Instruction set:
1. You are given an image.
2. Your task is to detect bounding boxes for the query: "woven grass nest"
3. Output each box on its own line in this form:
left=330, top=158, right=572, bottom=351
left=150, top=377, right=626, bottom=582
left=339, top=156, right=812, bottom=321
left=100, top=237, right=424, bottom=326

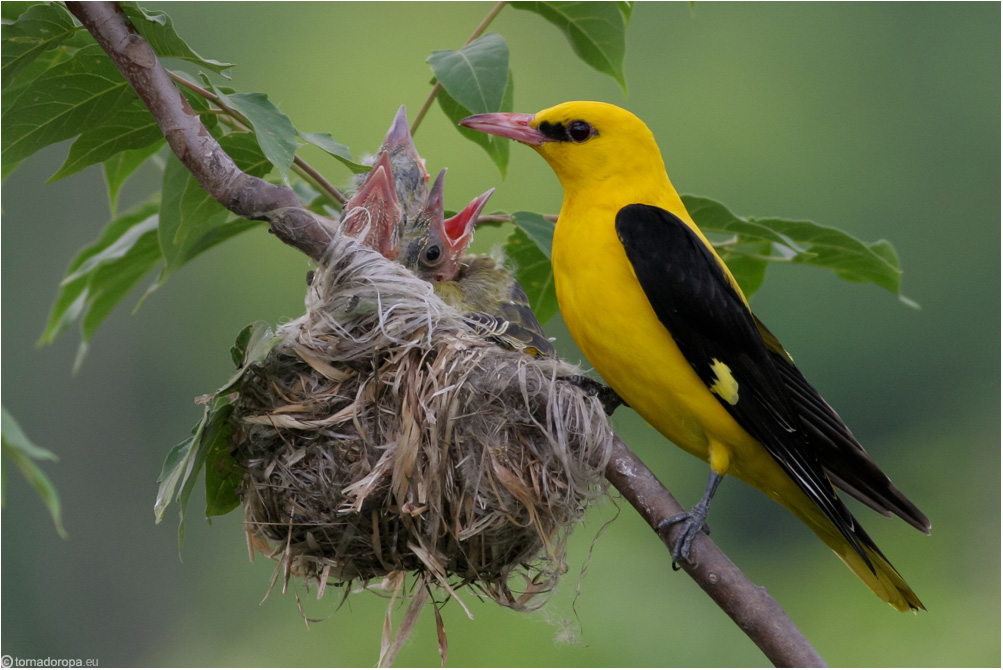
left=230, top=235, right=613, bottom=638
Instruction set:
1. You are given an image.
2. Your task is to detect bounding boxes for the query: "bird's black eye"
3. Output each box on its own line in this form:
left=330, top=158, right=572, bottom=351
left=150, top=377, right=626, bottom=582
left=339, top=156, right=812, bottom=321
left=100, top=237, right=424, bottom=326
left=424, top=244, right=441, bottom=264
left=567, top=120, right=593, bottom=142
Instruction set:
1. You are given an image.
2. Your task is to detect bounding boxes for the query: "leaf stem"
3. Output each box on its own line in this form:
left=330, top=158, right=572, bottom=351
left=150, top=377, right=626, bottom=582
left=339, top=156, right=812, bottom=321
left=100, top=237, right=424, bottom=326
left=410, top=1, right=507, bottom=136
left=476, top=213, right=558, bottom=225
left=168, top=73, right=346, bottom=206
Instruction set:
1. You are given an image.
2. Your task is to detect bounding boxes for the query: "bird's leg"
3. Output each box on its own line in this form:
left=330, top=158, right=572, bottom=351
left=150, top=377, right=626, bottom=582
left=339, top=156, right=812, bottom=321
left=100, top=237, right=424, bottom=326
left=559, top=374, right=627, bottom=415
left=659, top=470, right=724, bottom=567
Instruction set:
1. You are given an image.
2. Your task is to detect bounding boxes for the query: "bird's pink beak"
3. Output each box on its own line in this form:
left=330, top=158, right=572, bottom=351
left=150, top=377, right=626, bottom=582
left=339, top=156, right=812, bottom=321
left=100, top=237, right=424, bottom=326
left=459, top=113, right=546, bottom=146
left=342, top=151, right=401, bottom=260
left=444, top=188, right=494, bottom=248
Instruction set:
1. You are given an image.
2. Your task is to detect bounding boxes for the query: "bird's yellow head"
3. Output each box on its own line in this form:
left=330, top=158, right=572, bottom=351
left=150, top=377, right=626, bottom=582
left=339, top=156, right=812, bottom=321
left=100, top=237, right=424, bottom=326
left=460, top=101, right=671, bottom=200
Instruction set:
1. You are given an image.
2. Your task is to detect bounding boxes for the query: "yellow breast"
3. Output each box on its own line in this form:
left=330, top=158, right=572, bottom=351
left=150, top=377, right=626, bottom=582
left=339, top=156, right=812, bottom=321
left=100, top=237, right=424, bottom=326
left=551, top=196, right=753, bottom=464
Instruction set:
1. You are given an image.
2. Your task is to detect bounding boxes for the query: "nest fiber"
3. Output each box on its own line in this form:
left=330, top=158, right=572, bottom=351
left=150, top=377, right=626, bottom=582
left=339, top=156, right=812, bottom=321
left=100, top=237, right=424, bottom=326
left=232, top=236, right=612, bottom=610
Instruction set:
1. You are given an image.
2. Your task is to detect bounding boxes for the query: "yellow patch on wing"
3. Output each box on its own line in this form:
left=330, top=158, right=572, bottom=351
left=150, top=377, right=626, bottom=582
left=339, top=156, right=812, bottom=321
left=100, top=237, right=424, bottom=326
left=709, top=358, right=739, bottom=405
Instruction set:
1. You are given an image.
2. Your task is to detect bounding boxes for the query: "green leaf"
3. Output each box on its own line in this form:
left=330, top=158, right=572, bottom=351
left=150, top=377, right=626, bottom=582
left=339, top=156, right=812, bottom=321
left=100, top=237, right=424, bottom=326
left=428, top=33, right=509, bottom=115
left=1, top=407, right=57, bottom=462
left=1, top=44, right=74, bottom=180
left=510, top=2, right=628, bottom=92
left=159, top=132, right=271, bottom=277
left=2, top=45, right=73, bottom=118
left=684, top=195, right=811, bottom=255
left=155, top=408, right=208, bottom=548
left=219, top=321, right=280, bottom=396
left=171, top=402, right=211, bottom=547
left=119, top=3, right=233, bottom=77
left=103, top=140, right=165, bottom=216
left=210, top=87, right=297, bottom=184
left=62, top=214, right=156, bottom=285
left=78, top=224, right=161, bottom=348
left=683, top=194, right=912, bottom=304
left=39, top=199, right=161, bottom=348
left=155, top=435, right=193, bottom=522
left=1, top=406, right=67, bottom=538
left=504, top=226, right=559, bottom=325
left=176, top=398, right=229, bottom=534
left=48, top=99, right=164, bottom=183
left=617, top=1, right=635, bottom=24
left=229, top=320, right=279, bottom=371
left=298, top=130, right=370, bottom=174
left=203, top=403, right=240, bottom=518
left=437, top=69, right=513, bottom=176
left=2, top=2, right=43, bottom=22
left=156, top=395, right=239, bottom=548
left=716, top=239, right=771, bottom=298
left=1, top=44, right=136, bottom=170
left=291, top=178, right=330, bottom=215
left=61, top=206, right=162, bottom=372
left=509, top=211, right=555, bottom=259
left=0, top=2, right=78, bottom=88
left=231, top=321, right=257, bottom=367
left=181, top=218, right=265, bottom=268
left=158, top=151, right=221, bottom=277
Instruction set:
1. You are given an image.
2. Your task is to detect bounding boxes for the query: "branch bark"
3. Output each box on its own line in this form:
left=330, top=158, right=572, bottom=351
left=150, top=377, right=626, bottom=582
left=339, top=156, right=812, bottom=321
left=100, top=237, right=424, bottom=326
left=65, top=2, right=827, bottom=667
left=605, top=435, right=826, bottom=667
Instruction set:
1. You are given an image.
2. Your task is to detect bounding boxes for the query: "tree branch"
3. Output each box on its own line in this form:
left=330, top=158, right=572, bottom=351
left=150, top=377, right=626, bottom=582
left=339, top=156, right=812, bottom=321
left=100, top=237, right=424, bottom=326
left=605, top=435, right=827, bottom=667
left=65, top=1, right=333, bottom=263
left=66, top=2, right=826, bottom=666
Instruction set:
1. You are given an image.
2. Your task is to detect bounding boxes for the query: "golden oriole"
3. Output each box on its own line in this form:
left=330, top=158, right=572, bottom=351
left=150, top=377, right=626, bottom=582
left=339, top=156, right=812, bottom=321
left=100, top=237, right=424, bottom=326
left=460, top=101, right=929, bottom=611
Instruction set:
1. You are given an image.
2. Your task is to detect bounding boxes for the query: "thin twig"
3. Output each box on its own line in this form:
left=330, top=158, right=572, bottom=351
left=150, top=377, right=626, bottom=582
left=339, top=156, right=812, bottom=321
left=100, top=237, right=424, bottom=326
left=476, top=213, right=558, bottom=226
left=410, top=1, right=507, bottom=136
left=168, top=72, right=346, bottom=206
left=293, top=156, right=346, bottom=206
left=411, top=82, right=443, bottom=138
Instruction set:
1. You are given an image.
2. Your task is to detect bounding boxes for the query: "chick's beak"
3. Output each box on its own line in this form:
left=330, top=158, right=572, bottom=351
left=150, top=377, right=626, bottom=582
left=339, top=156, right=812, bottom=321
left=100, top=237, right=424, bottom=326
left=459, top=113, right=546, bottom=146
left=383, top=105, right=413, bottom=152
left=444, top=188, right=494, bottom=246
left=352, top=151, right=396, bottom=206
left=422, top=168, right=447, bottom=228
left=343, top=151, right=401, bottom=259
left=381, top=105, right=429, bottom=179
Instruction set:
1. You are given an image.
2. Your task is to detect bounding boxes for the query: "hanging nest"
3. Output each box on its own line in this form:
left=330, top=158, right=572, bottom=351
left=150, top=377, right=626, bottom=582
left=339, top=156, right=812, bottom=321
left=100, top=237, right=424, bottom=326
left=231, top=235, right=613, bottom=617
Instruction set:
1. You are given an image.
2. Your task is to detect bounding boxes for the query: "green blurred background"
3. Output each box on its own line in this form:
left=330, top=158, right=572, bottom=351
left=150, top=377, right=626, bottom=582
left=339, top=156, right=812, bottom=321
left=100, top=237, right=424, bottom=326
left=2, top=2, right=999, bottom=666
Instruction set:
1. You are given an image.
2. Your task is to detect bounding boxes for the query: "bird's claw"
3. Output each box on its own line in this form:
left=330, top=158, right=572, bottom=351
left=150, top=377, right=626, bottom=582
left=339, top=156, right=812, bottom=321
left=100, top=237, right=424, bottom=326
left=658, top=510, right=711, bottom=567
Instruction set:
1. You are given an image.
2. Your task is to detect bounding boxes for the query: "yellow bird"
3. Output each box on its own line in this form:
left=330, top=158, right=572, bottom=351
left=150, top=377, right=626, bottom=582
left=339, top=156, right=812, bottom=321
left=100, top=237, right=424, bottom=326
left=460, top=101, right=929, bottom=612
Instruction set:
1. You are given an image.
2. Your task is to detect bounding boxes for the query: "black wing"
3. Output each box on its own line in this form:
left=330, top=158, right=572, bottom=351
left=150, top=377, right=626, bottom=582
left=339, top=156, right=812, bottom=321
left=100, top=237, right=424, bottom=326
left=755, top=316, right=929, bottom=532
left=616, top=203, right=884, bottom=565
